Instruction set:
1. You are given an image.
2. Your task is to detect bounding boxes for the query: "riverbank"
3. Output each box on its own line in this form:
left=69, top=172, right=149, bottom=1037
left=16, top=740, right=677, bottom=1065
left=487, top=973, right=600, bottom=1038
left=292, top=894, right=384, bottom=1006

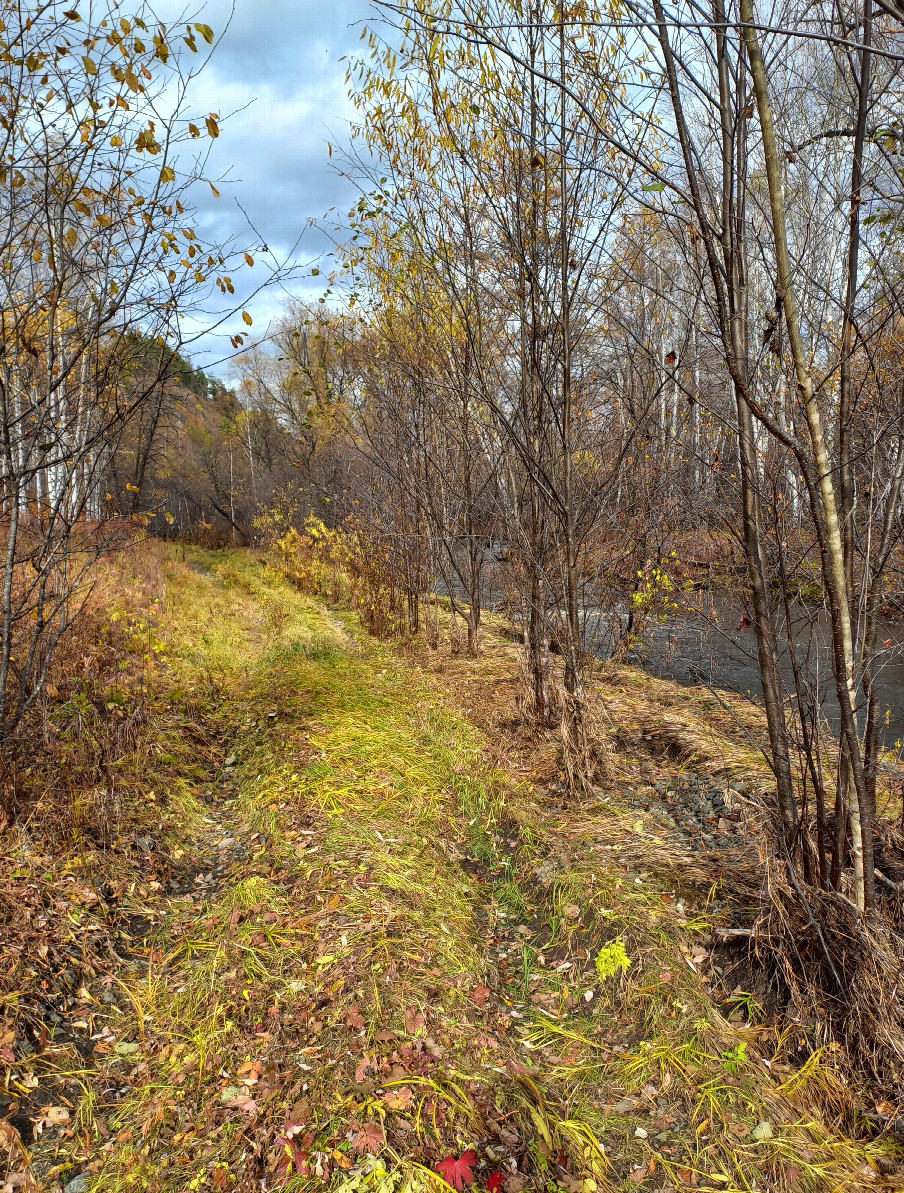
left=1, top=547, right=897, bottom=1193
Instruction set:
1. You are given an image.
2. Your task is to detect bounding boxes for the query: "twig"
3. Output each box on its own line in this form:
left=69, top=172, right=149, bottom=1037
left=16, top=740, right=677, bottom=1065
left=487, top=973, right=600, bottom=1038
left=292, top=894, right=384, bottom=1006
left=784, top=856, right=847, bottom=997
left=875, top=868, right=904, bottom=893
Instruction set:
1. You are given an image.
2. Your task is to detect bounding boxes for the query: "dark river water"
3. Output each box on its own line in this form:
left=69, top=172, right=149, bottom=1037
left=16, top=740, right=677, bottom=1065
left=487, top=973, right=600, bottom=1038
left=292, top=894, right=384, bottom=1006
left=636, top=600, right=904, bottom=750
left=438, top=546, right=904, bottom=748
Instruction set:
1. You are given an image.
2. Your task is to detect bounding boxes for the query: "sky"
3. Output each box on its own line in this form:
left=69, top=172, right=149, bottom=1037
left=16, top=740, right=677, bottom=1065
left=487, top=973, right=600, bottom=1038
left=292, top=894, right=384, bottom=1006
left=158, top=0, right=372, bottom=376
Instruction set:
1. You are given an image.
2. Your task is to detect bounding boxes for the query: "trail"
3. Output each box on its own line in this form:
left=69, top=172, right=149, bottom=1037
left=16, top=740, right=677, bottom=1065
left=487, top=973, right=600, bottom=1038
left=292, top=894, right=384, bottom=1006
left=12, top=550, right=896, bottom=1193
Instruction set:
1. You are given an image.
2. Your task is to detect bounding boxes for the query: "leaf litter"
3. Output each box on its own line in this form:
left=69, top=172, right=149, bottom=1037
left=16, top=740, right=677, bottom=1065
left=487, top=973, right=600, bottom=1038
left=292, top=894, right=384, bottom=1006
left=1, top=548, right=900, bottom=1193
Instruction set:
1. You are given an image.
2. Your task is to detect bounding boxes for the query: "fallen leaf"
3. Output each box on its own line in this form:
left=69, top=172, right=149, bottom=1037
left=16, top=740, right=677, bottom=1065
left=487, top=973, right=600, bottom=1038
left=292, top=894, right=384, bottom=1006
left=404, top=1007, right=426, bottom=1035
left=629, top=1166, right=648, bottom=1184
left=287, top=1098, right=310, bottom=1126
left=471, top=984, right=491, bottom=1007
left=436, top=1150, right=478, bottom=1190
left=275, top=1135, right=310, bottom=1178
left=472, top=1032, right=499, bottom=1049
left=226, top=1094, right=257, bottom=1114
left=557, top=1173, right=582, bottom=1193
left=487, top=1174, right=506, bottom=1193
left=383, top=1086, right=413, bottom=1111
left=564, top=904, right=581, bottom=918
left=352, top=1123, right=385, bottom=1155
left=354, top=1056, right=374, bottom=1083
left=345, top=1005, right=365, bottom=1029
left=46, top=1106, right=71, bottom=1125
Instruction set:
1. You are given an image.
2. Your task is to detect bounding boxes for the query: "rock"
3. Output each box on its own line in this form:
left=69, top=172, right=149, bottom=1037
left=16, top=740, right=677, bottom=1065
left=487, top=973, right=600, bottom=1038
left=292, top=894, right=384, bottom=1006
left=64, top=1175, right=93, bottom=1193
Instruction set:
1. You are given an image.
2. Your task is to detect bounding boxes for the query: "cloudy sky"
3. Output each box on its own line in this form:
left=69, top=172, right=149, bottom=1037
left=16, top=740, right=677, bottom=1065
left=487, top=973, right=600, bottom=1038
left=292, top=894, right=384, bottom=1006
left=160, top=0, right=372, bottom=375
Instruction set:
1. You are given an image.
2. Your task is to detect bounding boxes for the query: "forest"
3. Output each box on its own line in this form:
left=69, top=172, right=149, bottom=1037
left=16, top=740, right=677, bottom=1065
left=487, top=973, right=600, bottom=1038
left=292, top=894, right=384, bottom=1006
left=3, top=0, right=904, bottom=1190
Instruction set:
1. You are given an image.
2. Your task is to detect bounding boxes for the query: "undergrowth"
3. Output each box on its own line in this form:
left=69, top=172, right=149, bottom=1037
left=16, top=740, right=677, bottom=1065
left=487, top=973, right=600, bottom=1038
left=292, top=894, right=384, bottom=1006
left=1, top=547, right=898, bottom=1193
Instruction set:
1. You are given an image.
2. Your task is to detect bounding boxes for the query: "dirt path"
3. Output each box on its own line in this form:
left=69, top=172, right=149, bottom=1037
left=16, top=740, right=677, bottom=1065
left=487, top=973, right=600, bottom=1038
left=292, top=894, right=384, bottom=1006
left=6, top=551, right=897, bottom=1193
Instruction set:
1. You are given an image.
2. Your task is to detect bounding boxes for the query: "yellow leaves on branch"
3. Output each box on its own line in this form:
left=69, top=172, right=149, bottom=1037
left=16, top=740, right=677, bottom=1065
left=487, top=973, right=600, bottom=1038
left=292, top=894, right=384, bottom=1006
left=135, top=127, right=161, bottom=154
left=205, top=114, right=219, bottom=139
left=241, top=311, right=253, bottom=326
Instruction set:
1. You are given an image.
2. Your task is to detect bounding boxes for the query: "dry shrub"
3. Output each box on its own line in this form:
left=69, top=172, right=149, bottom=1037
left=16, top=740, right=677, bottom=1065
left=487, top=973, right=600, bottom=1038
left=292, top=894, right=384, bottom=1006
left=0, top=536, right=172, bottom=839
left=559, top=687, right=610, bottom=792
left=757, top=848, right=904, bottom=1122
left=267, top=514, right=432, bottom=642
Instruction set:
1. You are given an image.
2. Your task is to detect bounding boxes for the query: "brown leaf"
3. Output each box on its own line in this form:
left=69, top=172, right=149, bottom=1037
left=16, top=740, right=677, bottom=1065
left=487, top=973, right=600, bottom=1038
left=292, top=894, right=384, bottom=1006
left=354, top=1056, right=374, bottom=1083
left=225, top=1094, right=257, bottom=1115
left=472, top=1032, right=499, bottom=1049
left=404, top=1007, right=425, bottom=1035
left=345, top=1005, right=365, bottom=1029
left=383, top=1085, right=413, bottom=1111
left=287, top=1098, right=310, bottom=1126
left=471, top=984, right=491, bottom=1007
left=629, top=1166, right=648, bottom=1184
left=351, top=1123, right=385, bottom=1155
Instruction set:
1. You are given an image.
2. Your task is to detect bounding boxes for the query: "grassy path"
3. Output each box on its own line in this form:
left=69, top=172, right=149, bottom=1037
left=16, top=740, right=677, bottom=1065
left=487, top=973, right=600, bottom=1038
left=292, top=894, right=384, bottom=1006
left=20, top=550, right=897, bottom=1193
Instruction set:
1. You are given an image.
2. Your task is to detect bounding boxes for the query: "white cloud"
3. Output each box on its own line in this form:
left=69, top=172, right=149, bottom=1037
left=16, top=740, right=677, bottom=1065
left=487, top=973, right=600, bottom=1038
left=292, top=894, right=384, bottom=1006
left=152, top=0, right=371, bottom=372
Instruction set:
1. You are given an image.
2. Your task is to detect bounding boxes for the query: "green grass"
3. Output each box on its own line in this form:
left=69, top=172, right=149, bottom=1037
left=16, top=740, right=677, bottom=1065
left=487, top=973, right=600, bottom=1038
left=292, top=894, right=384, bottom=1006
left=30, top=547, right=902, bottom=1193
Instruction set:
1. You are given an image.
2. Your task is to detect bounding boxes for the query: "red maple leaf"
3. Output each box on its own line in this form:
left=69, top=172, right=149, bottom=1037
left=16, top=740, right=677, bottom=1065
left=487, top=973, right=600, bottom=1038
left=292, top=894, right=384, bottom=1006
left=274, top=1136, right=310, bottom=1178
left=487, top=1173, right=505, bottom=1193
left=436, top=1150, right=478, bottom=1189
